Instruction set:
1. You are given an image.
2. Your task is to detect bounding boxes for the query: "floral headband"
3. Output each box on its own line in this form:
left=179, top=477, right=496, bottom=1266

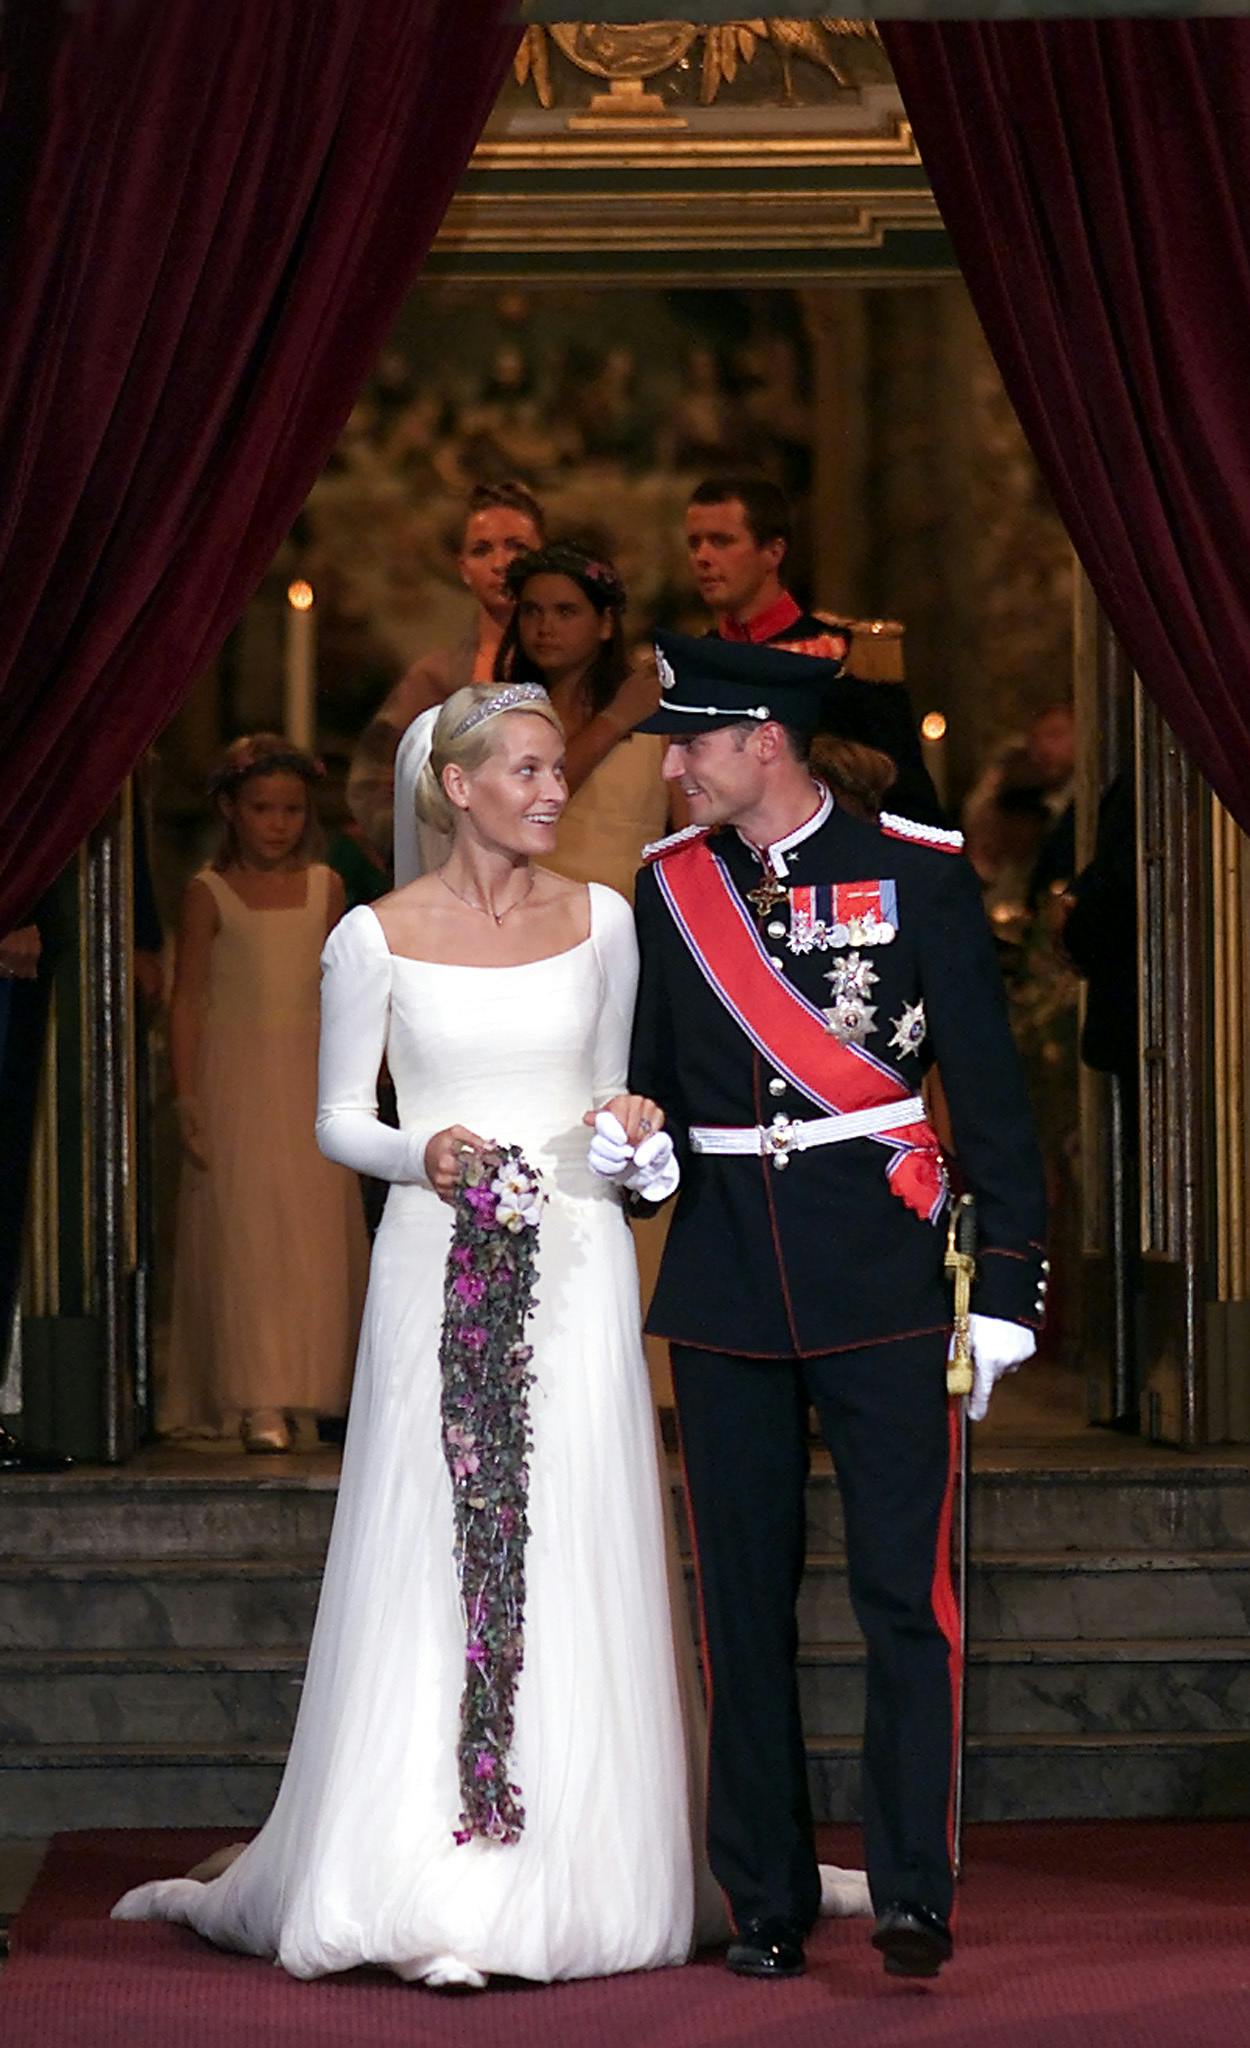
left=208, top=740, right=325, bottom=796
left=504, top=543, right=626, bottom=612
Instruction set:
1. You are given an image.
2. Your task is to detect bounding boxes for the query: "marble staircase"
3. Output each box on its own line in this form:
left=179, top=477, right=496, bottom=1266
left=2, top=1458, right=1250, bottom=1835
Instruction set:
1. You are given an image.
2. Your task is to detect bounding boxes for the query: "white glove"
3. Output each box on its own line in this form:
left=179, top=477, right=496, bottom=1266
left=587, top=1110, right=680, bottom=1204
left=956, top=1313, right=1037, bottom=1423
left=588, top=1109, right=635, bottom=1180
left=623, top=1128, right=680, bottom=1203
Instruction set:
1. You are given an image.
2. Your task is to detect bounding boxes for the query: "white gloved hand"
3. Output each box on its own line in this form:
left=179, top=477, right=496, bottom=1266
left=958, top=1313, right=1037, bottom=1422
left=588, top=1109, right=635, bottom=1180
left=622, top=1128, right=680, bottom=1203
left=587, top=1110, right=680, bottom=1203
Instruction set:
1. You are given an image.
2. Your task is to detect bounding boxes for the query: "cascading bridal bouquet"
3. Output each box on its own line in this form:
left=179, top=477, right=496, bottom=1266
left=440, top=1143, right=545, bottom=1846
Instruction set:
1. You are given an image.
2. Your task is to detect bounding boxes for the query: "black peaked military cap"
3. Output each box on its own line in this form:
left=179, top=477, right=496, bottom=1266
left=636, top=628, right=843, bottom=738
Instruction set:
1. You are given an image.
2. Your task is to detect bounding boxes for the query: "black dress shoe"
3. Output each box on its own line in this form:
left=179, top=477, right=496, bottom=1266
left=871, top=1900, right=953, bottom=1978
left=726, top=1916, right=806, bottom=1980
left=0, top=1427, right=73, bottom=1472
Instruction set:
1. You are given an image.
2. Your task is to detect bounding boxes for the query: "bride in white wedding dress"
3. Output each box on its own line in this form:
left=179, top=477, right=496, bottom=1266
left=114, top=681, right=865, bottom=1988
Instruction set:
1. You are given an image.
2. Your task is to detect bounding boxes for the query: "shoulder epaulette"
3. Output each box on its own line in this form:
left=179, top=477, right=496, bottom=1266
left=641, top=823, right=712, bottom=866
left=774, top=632, right=847, bottom=664
left=879, top=811, right=965, bottom=855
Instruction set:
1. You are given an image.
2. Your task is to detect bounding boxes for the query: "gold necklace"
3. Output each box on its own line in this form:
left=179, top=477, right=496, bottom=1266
left=436, top=868, right=535, bottom=927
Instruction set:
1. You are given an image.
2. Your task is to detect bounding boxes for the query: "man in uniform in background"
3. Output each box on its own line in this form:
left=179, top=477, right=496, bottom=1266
left=613, top=631, right=1046, bottom=1984
left=685, top=473, right=944, bottom=825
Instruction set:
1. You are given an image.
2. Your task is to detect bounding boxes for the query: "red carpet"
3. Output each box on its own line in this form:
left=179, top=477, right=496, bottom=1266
left=4, top=1823, right=1250, bottom=2046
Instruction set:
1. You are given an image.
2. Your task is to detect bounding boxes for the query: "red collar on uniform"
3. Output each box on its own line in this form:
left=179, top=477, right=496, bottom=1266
left=716, top=591, right=803, bottom=645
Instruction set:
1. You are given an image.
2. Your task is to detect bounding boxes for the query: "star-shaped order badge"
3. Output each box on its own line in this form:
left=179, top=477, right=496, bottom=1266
left=824, top=950, right=878, bottom=1005
left=888, top=999, right=927, bottom=1057
left=825, top=995, right=878, bottom=1046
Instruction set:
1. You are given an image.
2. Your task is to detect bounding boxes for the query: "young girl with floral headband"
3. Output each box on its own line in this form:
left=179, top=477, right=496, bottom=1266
left=161, top=734, right=367, bottom=1451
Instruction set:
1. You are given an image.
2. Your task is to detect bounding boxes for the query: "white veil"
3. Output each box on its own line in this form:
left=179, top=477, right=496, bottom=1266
left=392, top=706, right=452, bottom=886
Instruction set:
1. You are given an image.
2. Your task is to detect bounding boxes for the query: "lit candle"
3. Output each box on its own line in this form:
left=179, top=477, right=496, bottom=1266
left=284, top=580, right=316, bottom=749
left=920, top=710, right=948, bottom=808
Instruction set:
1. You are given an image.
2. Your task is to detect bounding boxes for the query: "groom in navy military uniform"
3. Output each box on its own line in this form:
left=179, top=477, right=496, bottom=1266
left=618, top=631, right=1046, bottom=1982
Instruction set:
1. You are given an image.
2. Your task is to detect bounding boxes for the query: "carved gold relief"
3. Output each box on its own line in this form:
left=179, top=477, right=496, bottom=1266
left=550, top=23, right=700, bottom=77
left=513, top=18, right=881, bottom=115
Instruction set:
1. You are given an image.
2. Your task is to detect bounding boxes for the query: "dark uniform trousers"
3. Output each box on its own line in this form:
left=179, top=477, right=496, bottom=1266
left=673, top=1328, right=958, bottom=1934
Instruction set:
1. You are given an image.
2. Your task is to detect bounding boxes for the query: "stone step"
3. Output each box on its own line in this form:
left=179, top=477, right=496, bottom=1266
left=796, top=1552, right=1250, bottom=1642
left=0, top=1745, right=285, bottom=1835
left=0, top=1477, right=340, bottom=1564
left=964, top=1468, right=1250, bottom=1556
left=6, top=1637, right=1247, bottom=1750
left=0, top=1561, right=323, bottom=1651
left=0, top=1650, right=307, bottom=1747
left=5, top=1463, right=1250, bottom=1564
left=5, top=1729, right=1250, bottom=1836
left=815, top=1731, right=1250, bottom=1823
left=797, top=1639, right=1250, bottom=1737
left=6, top=1547, right=1250, bottom=1653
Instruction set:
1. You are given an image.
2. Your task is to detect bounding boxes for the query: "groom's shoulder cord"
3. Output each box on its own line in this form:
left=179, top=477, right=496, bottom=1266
left=640, top=823, right=713, bottom=866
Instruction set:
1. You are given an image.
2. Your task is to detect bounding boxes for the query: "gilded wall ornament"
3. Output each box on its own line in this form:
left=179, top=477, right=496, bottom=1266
left=550, top=23, right=700, bottom=78
left=513, top=18, right=881, bottom=115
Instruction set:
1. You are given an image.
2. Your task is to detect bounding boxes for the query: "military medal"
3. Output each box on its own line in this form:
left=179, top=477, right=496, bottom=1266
left=824, top=951, right=878, bottom=1004
left=824, top=995, right=878, bottom=1046
left=889, top=1000, right=927, bottom=1057
left=788, top=880, right=898, bottom=955
left=746, top=867, right=789, bottom=918
left=823, top=950, right=879, bottom=1045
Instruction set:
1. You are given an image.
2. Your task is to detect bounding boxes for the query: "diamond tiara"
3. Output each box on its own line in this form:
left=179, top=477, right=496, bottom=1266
left=450, top=682, right=552, bottom=741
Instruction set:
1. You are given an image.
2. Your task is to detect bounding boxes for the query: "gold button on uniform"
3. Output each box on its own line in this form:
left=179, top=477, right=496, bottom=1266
left=768, top=1077, right=786, bottom=1097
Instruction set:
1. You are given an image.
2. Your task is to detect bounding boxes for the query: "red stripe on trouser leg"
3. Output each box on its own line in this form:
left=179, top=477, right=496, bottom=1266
left=672, top=1410, right=738, bottom=1939
left=929, top=1398, right=963, bottom=1922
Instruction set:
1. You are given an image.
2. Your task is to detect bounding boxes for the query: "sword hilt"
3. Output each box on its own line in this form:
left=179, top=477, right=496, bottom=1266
left=944, top=1193, right=976, bottom=1397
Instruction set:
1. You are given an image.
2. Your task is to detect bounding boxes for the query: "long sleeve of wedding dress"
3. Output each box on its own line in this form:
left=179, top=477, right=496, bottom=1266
left=587, top=882, right=640, bottom=1107
left=315, top=907, right=438, bottom=1185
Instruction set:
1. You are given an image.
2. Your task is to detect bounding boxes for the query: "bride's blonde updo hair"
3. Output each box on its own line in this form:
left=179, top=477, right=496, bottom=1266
left=414, top=682, right=565, bottom=835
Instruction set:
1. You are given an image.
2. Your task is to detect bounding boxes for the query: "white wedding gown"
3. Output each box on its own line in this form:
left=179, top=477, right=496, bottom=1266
left=117, top=885, right=722, bottom=1982
left=115, top=882, right=867, bottom=1983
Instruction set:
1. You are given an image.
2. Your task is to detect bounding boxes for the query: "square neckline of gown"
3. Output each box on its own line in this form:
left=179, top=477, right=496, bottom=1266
left=361, top=899, right=595, bottom=971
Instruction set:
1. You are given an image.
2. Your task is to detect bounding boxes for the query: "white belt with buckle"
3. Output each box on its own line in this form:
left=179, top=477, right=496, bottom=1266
left=689, top=1095, right=927, bottom=1170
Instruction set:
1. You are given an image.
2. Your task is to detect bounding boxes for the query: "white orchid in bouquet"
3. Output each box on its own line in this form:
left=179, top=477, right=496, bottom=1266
left=490, top=1162, right=543, bottom=1233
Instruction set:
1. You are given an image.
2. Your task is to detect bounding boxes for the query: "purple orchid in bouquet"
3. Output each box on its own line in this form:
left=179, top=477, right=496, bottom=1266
left=439, top=1142, right=545, bottom=1847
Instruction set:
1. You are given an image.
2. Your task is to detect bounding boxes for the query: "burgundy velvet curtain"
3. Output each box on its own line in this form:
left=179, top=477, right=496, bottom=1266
left=0, top=0, right=519, bottom=930
left=882, top=20, right=1250, bottom=833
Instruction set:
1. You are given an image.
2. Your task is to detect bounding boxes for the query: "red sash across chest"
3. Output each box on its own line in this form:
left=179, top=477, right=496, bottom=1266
left=654, top=837, right=947, bottom=1222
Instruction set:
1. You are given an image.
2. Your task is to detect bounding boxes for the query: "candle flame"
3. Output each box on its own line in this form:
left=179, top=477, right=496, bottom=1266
left=287, top=579, right=314, bottom=612
left=921, top=712, right=947, bottom=742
